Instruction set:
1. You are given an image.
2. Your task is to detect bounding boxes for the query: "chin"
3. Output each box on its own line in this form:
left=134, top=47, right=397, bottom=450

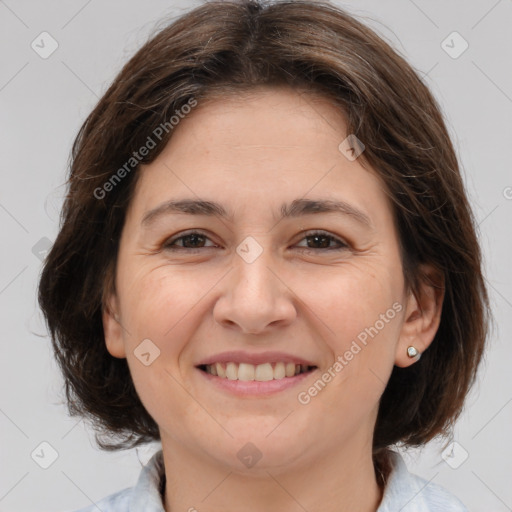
left=209, top=420, right=311, bottom=471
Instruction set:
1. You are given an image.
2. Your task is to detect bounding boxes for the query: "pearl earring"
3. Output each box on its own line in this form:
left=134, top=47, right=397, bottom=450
left=407, top=346, right=420, bottom=358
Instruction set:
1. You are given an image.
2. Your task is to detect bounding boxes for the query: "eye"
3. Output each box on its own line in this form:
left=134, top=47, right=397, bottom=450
left=163, top=230, right=348, bottom=253
left=295, top=230, right=349, bottom=251
left=163, top=231, right=217, bottom=251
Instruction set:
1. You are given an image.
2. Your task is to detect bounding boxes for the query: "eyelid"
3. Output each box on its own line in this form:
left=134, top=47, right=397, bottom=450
left=162, top=229, right=349, bottom=252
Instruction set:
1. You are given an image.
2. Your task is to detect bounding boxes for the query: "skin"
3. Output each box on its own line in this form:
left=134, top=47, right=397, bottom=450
left=103, top=86, right=444, bottom=512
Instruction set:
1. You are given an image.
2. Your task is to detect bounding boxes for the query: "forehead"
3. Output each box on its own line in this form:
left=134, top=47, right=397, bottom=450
left=127, top=86, right=393, bottom=229
left=177, top=86, right=348, bottom=146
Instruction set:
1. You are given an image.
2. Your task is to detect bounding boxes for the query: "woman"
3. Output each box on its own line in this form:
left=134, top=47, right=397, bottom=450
left=38, top=1, right=490, bottom=510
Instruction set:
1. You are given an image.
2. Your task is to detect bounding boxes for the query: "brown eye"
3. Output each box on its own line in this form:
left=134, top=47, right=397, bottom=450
left=164, top=231, right=217, bottom=251
left=162, top=230, right=348, bottom=253
left=296, top=231, right=348, bottom=251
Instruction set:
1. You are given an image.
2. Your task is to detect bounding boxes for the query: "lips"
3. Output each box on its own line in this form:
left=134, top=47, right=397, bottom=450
left=196, top=350, right=316, bottom=367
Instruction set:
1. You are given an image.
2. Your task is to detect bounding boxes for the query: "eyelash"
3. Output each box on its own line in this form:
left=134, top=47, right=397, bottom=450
left=162, top=230, right=349, bottom=253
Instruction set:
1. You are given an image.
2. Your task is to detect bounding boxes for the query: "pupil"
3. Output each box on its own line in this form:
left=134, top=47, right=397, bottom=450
left=185, top=234, right=204, bottom=247
left=309, top=235, right=329, bottom=248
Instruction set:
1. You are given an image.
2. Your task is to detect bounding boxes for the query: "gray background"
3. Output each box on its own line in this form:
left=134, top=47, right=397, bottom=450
left=1, top=0, right=511, bottom=511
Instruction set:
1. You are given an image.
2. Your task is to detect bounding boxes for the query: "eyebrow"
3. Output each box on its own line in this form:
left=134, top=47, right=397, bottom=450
left=141, top=198, right=373, bottom=229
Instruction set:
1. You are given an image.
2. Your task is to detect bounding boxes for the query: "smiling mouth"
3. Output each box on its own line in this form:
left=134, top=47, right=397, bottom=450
left=197, top=362, right=317, bottom=381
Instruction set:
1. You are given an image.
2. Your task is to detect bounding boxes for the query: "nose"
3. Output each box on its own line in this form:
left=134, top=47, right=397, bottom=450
left=213, top=241, right=297, bottom=335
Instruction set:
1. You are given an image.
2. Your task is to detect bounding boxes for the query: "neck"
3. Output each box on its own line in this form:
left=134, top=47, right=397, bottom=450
left=160, top=438, right=385, bottom=512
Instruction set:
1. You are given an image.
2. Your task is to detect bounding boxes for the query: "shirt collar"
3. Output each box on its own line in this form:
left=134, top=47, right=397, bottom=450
left=128, top=450, right=166, bottom=512
left=130, top=449, right=445, bottom=512
left=377, top=450, right=432, bottom=511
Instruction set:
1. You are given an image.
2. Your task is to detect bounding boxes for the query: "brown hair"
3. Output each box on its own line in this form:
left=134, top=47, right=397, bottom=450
left=38, top=0, right=490, bottom=457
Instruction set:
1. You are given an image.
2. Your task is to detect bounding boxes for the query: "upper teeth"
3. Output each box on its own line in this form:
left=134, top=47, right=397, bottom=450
left=204, top=362, right=310, bottom=381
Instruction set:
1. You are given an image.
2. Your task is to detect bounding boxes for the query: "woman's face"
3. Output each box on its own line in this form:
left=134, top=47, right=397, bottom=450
left=104, top=86, right=430, bottom=472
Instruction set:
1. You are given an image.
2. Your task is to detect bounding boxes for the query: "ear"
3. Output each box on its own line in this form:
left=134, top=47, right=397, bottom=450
left=395, top=264, right=445, bottom=368
left=102, top=292, right=127, bottom=359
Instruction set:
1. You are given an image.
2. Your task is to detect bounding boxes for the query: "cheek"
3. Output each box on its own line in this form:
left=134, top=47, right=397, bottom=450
left=297, top=260, right=402, bottom=343
left=297, top=262, right=403, bottom=403
left=117, top=266, right=204, bottom=429
left=113, top=266, right=198, bottom=410
left=119, top=263, right=204, bottom=342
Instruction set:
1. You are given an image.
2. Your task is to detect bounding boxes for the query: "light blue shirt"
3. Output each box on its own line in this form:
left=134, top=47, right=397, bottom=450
left=73, top=449, right=468, bottom=511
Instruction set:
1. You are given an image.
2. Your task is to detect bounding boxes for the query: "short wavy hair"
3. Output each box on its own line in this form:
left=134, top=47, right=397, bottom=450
left=38, top=0, right=490, bottom=458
